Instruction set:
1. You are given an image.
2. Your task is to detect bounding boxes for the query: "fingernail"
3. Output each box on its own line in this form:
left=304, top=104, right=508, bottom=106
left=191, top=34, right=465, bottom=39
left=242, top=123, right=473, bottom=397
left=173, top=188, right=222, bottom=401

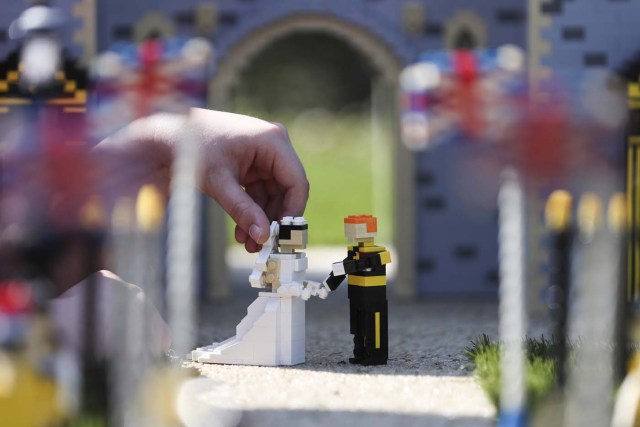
left=249, top=224, right=262, bottom=242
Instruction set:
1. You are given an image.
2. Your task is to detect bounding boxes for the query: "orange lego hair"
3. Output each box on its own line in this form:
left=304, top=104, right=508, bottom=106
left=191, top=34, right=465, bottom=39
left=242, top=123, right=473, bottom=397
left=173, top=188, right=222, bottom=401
left=344, top=214, right=377, bottom=232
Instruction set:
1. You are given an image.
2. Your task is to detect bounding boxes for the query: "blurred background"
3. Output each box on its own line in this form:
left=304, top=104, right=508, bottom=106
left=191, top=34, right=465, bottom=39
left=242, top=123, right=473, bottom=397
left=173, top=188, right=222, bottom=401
left=230, top=31, right=394, bottom=246
left=2, top=0, right=640, bottom=426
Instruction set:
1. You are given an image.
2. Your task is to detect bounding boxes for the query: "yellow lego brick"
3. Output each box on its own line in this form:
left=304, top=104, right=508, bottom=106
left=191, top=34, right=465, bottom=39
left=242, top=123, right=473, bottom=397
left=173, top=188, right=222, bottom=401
left=358, top=245, right=385, bottom=254
left=64, top=81, right=77, bottom=92
left=630, top=136, right=640, bottom=145
left=628, top=148, right=633, bottom=209
left=606, top=196, right=625, bottom=258
left=375, top=312, right=381, bottom=349
left=55, top=71, right=65, bottom=81
left=6, top=71, right=18, bottom=82
left=76, top=90, right=87, bottom=104
left=379, top=250, right=391, bottom=265
left=0, top=81, right=8, bottom=92
left=636, top=150, right=640, bottom=225
left=0, top=357, right=66, bottom=425
left=0, top=98, right=30, bottom=106
left=348, top=275, right=386, bottom=287
left=48, top=90, right=87, bottom=105
left=63, top=107, right=86, bottom=114
left=545, top=190, right=572, bottom=231
left=629, top=83, right=640, bottom=98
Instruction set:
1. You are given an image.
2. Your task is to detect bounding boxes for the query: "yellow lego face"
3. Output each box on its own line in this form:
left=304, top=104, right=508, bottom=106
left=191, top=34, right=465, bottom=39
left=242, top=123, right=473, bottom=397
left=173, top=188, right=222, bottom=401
left=278, top=226, right=308, bottom=249
left=344, top=222, right=376, bottom=242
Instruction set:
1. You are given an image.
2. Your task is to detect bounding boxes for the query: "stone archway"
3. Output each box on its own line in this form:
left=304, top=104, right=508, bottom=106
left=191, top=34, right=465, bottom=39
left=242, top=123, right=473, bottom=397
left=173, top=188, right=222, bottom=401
left=206, top=13, right=416, bottom=298
left=209, top=14, right=402, bottom=107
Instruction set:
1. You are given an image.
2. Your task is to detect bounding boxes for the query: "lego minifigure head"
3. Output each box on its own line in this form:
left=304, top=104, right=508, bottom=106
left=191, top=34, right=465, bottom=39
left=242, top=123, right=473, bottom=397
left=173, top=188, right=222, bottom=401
left=278, top=216, right=308, bottom=250
left=344, top=215, right=377, bottom=243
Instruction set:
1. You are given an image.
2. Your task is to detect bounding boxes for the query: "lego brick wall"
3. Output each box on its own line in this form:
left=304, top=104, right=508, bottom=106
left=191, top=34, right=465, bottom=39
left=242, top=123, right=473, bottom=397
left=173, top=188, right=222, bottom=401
left=93, top=0, right=527, bottom=68
left=415, top=143, right=502, bottom=297
left=538, top=0, right=640, bottom=93
left=414, top=0, right=527, bottom=52
left=1, top=0, right=530, bottom=298
left=410, top=1, right=527, bottom=296
left=528, top=0, right=634, bottom=308
left=96, top=0, right=416, bottom=64
left=93, top=0, right=528, bottom=298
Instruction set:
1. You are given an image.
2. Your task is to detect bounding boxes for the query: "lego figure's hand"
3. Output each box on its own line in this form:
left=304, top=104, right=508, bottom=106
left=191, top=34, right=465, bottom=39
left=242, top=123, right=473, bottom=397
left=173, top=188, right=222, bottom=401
left=319, top=281, right=331, bottom=299
left=302, top=280, right=330, bottom=299
left=277, top=282, right=303, bottom=299
left=249, top=222, right=279, bottom=288
left=255, top=222, right=279, bottom=268
left=303, top=280, right=319, bottom=299
left=323, top=271, right=345, bottom=292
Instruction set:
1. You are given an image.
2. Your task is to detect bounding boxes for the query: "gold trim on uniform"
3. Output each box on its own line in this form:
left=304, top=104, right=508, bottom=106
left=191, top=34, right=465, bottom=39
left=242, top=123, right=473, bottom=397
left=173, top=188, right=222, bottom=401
left=358, top=245, right=385, bottom=253
left=348, top=275, right=386, bottom=287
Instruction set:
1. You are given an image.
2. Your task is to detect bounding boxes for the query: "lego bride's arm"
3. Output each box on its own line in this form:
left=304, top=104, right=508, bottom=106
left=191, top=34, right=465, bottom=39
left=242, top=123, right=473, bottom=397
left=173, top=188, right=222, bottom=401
left=301, top=280, right=329, bottom=300
left=248, top=221, right=279, bottom=288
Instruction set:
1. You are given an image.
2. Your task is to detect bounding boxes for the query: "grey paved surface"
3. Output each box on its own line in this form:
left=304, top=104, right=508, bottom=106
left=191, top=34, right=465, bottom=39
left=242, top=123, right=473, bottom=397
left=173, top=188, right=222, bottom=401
left=187, top=252, right=501, bottom=427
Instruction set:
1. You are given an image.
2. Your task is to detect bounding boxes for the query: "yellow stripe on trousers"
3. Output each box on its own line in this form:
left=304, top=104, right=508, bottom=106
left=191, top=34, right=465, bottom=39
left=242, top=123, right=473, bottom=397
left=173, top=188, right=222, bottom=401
left=375, top=312, right=380, bottom=349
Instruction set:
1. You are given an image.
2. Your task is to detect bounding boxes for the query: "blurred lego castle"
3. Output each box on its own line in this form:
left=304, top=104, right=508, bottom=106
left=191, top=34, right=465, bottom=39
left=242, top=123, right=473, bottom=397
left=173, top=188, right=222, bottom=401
left=1, top=0, right=638, bottom=300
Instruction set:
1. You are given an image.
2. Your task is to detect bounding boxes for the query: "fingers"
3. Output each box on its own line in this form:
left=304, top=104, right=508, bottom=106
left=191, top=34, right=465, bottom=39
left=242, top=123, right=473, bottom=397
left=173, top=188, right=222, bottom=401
left=274, top=159, right=309, bottom=217
left=191, top=112, right=309, bottom=252
left=262, top=181, right=285, bottom=221
left=236, top=181, right=269, bottom=246
left=267, top=123, right=310, bottom=217
left=244, top=238, right=262, bottom=253
left=246, top=181, right=270, bottom=219
left=209, top=170, right=270, bottom=248
left=234, top=224, right=265, bottom=252
left=235, top=225, right=248, bottom=245
left=281, top=178, right=309, bottom=219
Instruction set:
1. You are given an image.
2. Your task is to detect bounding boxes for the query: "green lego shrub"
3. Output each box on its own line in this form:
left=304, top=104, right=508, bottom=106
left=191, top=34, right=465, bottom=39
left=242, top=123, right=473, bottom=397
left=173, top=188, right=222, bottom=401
left=465, top=334, right=560, bottom=411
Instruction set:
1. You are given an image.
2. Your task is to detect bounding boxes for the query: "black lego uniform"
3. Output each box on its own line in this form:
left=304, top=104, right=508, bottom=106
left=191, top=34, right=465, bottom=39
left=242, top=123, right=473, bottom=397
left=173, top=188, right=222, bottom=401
left=325, top=242, right=391, bottom=365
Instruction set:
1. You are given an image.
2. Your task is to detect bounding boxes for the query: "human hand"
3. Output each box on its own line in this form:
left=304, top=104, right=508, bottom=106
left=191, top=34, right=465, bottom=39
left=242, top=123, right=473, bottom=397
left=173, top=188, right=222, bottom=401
left=191, top=109, right=308, bottom=252
left=94, top=108, right=309, bottom=253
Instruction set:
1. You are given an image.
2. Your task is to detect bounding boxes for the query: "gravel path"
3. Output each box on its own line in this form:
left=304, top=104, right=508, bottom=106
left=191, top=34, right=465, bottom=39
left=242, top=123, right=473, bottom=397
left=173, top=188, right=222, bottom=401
left=187, top=275, right=500, bottom=427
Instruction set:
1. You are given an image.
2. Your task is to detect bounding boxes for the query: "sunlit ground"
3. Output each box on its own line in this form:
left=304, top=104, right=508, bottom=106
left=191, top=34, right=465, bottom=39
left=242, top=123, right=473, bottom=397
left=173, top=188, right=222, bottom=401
left=191, top=283, right=499, bottom=427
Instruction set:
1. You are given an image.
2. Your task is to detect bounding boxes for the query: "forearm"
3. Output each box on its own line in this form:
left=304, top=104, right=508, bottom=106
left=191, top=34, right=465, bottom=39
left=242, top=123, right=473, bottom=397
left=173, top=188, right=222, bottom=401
left=325, top=271, right=345, bottom=291
left=93, top=112, right=185, bottom=160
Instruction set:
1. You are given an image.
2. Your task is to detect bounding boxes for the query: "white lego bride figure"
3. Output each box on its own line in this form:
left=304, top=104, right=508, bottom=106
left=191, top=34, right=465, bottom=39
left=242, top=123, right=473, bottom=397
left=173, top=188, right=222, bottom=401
left=192, top=216, right=327, bottom=366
